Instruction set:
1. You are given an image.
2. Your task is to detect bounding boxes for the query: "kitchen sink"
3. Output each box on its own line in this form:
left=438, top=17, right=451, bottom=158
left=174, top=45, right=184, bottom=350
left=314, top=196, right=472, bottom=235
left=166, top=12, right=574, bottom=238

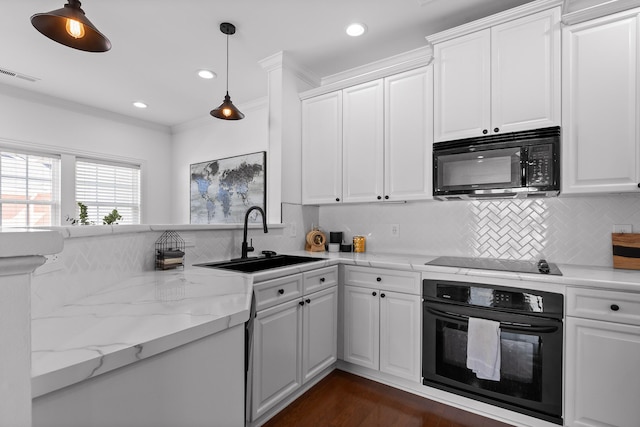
left=195, top=254, right=325, bottom=273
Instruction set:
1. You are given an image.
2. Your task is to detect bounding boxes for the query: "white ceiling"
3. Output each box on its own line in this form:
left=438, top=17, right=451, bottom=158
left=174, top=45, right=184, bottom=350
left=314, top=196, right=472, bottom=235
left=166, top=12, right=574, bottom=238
left=0, top=0, right=535, bottom=127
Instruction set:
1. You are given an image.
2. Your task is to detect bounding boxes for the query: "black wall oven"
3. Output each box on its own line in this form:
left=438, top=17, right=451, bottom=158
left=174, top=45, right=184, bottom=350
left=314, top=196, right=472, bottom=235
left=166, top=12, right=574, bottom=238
left=422, top=278, right=563, bottom=425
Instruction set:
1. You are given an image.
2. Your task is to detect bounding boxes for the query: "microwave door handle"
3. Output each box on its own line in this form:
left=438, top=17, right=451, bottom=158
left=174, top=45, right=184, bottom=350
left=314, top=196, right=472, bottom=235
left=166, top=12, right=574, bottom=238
left=521, top=146, right=529, bottom=187
left=425, top=306, right=559, bottom=334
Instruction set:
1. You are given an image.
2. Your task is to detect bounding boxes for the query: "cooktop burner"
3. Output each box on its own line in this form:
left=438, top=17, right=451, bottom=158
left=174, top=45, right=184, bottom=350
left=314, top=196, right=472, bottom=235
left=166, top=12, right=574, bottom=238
left=425, top=256, right=562, bottom=276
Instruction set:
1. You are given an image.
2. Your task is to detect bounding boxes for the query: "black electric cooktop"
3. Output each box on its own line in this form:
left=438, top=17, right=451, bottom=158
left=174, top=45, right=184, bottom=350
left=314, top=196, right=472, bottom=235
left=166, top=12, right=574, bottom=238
left=425, top=256, right=562, bottom=276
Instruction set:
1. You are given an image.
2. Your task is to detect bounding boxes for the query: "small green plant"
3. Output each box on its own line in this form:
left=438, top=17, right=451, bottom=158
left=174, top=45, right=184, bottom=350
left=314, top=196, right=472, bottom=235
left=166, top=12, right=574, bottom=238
left=65, top=202, right=91, bottom=225
left=103, top=209, right=122, bottom=225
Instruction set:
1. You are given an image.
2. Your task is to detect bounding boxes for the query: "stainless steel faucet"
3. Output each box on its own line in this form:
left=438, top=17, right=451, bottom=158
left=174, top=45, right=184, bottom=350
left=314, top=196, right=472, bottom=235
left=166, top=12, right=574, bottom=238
left=241, top=206, right=268, bottom=259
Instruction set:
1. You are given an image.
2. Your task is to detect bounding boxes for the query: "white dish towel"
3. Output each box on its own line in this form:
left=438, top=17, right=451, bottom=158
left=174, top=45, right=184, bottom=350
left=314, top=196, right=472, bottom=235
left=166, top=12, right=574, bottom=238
left=466, top=317, right=501, bottom=381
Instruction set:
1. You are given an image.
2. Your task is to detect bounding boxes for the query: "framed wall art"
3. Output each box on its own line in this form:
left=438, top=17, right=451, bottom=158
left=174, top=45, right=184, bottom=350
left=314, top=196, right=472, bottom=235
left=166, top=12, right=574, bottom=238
left=190, top=151, right=266, bottom=224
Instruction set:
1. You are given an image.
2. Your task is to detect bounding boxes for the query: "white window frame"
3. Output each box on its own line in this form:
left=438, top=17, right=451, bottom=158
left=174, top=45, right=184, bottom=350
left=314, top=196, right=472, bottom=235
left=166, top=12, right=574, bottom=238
left=0, top=149, right=61, bottom=227
left=74, top=158, right=141, bottom=225
left=0, top=139, right=144, bottom=227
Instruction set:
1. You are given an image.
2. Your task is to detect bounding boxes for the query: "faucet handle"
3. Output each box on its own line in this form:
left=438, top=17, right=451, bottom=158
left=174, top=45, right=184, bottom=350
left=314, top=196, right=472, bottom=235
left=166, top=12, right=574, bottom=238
left=247, top=238, right=254, bottom=254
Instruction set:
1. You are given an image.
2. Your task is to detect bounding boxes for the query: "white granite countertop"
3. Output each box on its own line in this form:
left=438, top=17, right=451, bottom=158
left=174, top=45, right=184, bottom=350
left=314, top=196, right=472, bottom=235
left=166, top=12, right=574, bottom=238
left=31, top=250, right=640, bottom=399
left=0, top=228, right=63, bottom=258
left=31, top=268, right=253, bottom=398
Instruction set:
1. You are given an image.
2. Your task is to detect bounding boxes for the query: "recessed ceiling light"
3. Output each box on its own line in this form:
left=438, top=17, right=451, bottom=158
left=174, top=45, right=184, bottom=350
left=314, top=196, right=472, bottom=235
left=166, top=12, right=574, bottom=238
left=346, top=23, right=367, bottom=37
left=198, top=69, right=216, bottom=79
left=133, top=101, right=147, bottom=109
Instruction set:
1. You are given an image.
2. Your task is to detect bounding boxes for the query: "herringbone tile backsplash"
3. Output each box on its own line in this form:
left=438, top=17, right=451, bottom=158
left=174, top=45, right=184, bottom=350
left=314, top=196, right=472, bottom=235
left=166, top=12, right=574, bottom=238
left=319, top=194, right=640, bottom=267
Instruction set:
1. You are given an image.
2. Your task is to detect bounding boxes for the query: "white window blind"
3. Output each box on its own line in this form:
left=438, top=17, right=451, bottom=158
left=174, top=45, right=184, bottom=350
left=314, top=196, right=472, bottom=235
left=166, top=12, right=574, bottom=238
left=0, top=150, right=60, bottom=227
left=75, top=159, right=140, bottom=225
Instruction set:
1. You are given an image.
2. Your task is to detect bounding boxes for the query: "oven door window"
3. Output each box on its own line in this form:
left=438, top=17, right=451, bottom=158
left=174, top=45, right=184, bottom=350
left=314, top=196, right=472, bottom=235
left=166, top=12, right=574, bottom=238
left=436, top=317, right=546, bottom=402
left=436, top=147, right=522, bottom=192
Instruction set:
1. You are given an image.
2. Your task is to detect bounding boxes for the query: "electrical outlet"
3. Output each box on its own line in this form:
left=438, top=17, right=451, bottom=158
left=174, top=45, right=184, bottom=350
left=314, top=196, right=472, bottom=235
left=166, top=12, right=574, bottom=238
left=391, top=224, right=400, bottom=237
left=289, top=222, right=297, bottom=238
left=613, top=224, right=633, bottom=233
left=44, top=254, right=59, bottom=264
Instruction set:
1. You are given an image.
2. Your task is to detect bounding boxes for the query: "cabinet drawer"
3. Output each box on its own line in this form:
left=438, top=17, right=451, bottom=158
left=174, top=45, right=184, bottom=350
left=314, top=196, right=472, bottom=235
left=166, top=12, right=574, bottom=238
left=254, top=274, right=303, bottom=312
left=344, top=266, right=420, bottom=294
left=567, top=287, right=640, bottom=326
left=303, top=266, right=338, bottom=294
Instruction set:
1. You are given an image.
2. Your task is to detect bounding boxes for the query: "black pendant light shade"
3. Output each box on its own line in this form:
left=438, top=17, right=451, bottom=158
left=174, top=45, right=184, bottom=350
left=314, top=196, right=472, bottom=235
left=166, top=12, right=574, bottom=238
left=210, top=22, right=244, bottom=120
left=211, top=92, right=245, bottom=120
left=31, top=0, right=111, bottom=52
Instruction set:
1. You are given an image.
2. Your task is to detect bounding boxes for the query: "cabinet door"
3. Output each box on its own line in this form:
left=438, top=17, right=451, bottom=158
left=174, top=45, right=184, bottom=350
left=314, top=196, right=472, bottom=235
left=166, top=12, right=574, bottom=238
left=302, top=286, right=338, bottom=383
left=565, top=317, right=640, bottom=427
left=343, top=285, right=379, bottom=370
left=342, top=80, right=385, bottom=202
left=491, top=8, right=560, bottom=134
left=384, top=66, right=434, bottom=201
left=251, top=299, right=302, bottom=420
left=562, top=12, right=640, bottom=194
left=302, top=91, right=343, bottom=204
left=379, top=291, right=421, bottom=382
left=434, top=29, right=491, bottom=142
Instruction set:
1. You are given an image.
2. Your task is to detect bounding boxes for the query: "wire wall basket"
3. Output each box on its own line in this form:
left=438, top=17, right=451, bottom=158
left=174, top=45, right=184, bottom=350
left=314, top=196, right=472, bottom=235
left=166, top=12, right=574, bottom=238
left=155, top=230, right=185, bottom=270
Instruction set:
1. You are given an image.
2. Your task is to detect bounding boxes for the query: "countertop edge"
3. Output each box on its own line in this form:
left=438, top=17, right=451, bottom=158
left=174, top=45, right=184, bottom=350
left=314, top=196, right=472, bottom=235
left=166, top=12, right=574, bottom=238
left=32, top=311, right=248, bottom=398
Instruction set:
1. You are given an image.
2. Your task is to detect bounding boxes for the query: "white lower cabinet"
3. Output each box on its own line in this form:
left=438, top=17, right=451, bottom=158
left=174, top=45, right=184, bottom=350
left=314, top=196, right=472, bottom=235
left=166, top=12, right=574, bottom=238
left=565, top=287, right=640, bottom=427
left=252, top=298, right=302, bottom=420
left=250, top=267, right=338, bottom=422
left=302, top=286, right=338, bottom=382
left=343, top=266, right=421, bottom=382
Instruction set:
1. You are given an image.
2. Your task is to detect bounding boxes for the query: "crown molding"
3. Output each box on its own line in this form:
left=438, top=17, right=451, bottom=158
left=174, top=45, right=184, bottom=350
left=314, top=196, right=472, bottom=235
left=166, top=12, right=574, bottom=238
left=259, top=51, right=321, bottom=89
left=299, top=45, right=432, bottom=100
left=0, top=82, right=170, bottom=134
left=426, top=0, right=563, bottom=45
left=562, top=0, right=640, bottom=24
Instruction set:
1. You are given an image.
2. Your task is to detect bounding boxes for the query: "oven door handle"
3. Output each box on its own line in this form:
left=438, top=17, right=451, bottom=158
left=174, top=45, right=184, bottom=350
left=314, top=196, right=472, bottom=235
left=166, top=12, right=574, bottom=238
left=425, top=306, right=559, bottom=334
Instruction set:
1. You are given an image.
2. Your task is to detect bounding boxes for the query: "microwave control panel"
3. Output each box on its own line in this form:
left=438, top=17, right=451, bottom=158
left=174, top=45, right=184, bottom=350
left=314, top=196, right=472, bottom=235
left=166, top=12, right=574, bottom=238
left=526, top=144, right=553, bottom=186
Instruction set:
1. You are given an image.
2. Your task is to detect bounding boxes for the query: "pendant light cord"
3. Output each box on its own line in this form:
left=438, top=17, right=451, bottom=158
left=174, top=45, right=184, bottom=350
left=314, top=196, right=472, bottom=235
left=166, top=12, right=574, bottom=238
left=225, top=32, right=229, bottom=93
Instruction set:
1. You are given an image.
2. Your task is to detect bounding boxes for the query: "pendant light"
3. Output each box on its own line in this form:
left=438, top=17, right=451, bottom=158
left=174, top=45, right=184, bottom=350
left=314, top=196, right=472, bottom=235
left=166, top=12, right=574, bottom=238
left=31, top=0, right=111, bottom=52
left=210, top=22, right=245, bottom=120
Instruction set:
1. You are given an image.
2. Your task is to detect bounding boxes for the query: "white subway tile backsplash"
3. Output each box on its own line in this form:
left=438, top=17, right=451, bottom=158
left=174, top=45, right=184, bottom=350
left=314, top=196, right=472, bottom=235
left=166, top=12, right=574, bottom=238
left=319, top=194, right=640, bottom=267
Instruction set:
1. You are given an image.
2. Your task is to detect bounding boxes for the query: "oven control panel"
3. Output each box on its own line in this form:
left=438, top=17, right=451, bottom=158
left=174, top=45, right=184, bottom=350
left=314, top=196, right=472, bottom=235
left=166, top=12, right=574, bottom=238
left=438, top=285, right=539, bottom=311
left=425, top=280, right=564, bottom=317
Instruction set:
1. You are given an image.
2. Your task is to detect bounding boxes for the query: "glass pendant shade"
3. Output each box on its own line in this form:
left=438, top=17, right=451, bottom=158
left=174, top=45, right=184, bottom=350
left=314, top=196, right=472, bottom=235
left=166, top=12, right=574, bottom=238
left=210, top=92, right=245, bottom=120
left=31, top=0, right=111, bottom=52
left=211, top=22, right=244, bottom=120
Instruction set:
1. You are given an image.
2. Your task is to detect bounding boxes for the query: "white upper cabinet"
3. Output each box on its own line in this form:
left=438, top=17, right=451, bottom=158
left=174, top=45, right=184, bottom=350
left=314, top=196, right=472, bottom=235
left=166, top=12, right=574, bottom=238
left=301, top=66, right=433, bottom=204
left=491, top=8, right=561, bottom=134
left=562, top=9, right=640, bottom=194
left=301, top=91, right=343, bottom=204
left=342, top=80, right=385, bottom=203
left=384, top=67, right=434, bottom=201
left=433, top=7, right=561, bottom=142
left=434, top=30, right=491, bottom=141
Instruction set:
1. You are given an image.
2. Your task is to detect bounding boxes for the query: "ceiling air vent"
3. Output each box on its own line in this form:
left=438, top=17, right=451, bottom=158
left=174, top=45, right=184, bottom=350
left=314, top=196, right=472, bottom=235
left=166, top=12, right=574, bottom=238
left=0, top=67, right=39, bottom=83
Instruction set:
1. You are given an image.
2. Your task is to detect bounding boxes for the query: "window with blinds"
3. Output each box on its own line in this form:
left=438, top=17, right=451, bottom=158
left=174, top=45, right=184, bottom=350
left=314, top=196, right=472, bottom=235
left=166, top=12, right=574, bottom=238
left=0, top=150, right=60, bottom=227
left=75, top=159, right=140, bottom=225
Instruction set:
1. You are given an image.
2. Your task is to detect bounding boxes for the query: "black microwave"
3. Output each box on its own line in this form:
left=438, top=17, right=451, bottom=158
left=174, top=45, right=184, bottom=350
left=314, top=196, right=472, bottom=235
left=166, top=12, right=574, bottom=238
left=433, top=127, right=560, bottom=201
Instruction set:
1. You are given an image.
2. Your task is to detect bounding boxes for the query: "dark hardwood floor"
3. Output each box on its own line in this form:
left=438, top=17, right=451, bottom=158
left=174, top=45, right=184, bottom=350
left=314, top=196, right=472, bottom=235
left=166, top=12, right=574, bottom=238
left=262, top=370, right=513, bottom=427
